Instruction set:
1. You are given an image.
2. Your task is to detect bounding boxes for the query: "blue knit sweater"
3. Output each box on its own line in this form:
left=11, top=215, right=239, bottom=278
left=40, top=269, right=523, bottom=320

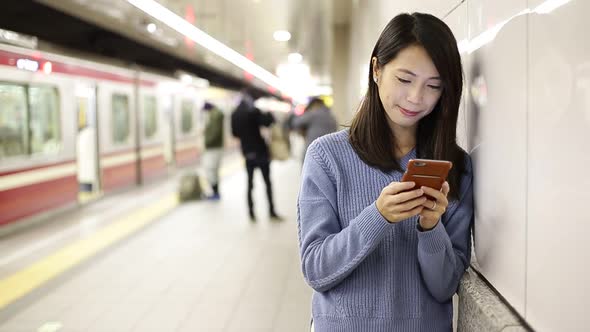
left=297, top=130, right=473, bottom=332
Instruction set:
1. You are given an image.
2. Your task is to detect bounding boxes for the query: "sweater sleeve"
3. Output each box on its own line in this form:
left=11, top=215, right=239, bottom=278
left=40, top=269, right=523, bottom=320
left=416, top=156, right=474, bottom=302
left=297, top=143, right=393, bottom=292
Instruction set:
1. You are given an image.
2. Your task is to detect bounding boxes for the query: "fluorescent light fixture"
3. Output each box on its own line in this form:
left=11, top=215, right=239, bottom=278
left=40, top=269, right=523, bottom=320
left=273, top=30, right=291, bottom=42
left=146, top=23, right=157, bottom=33
left=288, top=52, right=302, bottom=63
left=127, top=0, right=285, bottom=93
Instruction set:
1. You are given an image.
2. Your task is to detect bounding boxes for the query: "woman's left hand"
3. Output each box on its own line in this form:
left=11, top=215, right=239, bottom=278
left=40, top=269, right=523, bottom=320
left=419, top=182, right=450, bottom=230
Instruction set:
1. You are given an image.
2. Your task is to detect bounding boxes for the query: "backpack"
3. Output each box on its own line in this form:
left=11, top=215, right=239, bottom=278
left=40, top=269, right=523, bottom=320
left=178, top=172, right=203, bottom=201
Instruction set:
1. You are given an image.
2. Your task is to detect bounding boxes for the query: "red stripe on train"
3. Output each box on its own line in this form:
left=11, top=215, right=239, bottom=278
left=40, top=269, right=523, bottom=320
left=141, top=155, right=167, bottom=181
left=175, top=148, right=199, bottom=165
left=101, top=162, right=137, bottom=192
left=0, top=176, right=77, bottom=226
left=0, top=50, right=155, bottom=86
left=175, top=148, right=199, bottom=167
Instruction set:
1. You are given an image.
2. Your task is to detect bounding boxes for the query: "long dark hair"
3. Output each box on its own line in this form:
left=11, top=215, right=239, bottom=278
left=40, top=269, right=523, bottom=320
left=349, top=12, right=465, bottom=199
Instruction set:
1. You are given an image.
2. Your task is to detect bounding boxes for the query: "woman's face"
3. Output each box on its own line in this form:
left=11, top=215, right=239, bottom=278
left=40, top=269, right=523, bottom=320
left=373, top=44, right=443, bottom=132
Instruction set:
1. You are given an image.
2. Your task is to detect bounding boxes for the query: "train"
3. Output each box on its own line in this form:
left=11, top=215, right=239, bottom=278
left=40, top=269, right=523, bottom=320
left=0, top=41, right=243, bottom=228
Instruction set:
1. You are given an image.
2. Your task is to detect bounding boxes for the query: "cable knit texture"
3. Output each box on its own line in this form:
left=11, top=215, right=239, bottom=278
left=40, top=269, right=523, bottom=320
left=297, top=130, right=473, bottom=332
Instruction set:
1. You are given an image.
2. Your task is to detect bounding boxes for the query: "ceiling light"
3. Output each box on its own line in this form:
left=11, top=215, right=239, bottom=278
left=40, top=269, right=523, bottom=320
left=127, top=0, right=285, bottom=93
left=273, top=30, right=291, bottom=42
left=146, top=23, right=157, bottom=33
left=288, top=52, right=302, bottom=63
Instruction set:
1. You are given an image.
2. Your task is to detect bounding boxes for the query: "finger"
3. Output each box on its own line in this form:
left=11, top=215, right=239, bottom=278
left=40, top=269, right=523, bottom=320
left=441, top=182, right=450, bottom=196
left=397, top=205, right=424, bottom=220
left=395, top=196, right=427, bottom=213
left=421, top=186, right=446, bottom=202
left=392, top=188, right=424, bottom=204
left=421, top=196, right=448, bottom=212
left=382, top=181, right=416, bottom=195
left=421, top=199, right=437, bottom=210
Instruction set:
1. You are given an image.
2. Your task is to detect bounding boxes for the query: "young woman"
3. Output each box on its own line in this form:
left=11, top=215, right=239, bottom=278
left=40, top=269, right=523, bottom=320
left=297, top=12, right=473, bottom=331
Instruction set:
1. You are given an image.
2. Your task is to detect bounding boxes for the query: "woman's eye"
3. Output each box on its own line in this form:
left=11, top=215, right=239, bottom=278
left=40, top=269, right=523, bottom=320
left=396, top=77, right=411, bottom=84
left=428, top=85, right=442, bottom=90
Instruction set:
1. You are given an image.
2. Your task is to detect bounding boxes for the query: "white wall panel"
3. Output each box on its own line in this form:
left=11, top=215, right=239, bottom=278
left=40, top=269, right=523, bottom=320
left=468, top=0, right=528, bottom=316
left=527, top=1, right=590, bottom=330
left=444, top=3, right=469, bottom=151
left=378, top=0, right=463, bottom=19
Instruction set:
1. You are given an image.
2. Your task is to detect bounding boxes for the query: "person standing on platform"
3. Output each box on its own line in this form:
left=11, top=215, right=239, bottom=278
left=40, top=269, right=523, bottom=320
left=289, top=97, right=338, bottom=163
left=297, top=13, right=474, bottom=332
left=202, top=101, right=224, bottom=200
left=231, top=91, right=283, bottom=222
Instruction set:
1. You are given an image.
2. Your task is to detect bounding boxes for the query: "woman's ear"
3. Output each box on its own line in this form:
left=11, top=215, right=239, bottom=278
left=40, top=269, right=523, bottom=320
left=371, top=57, right=380, bottom=83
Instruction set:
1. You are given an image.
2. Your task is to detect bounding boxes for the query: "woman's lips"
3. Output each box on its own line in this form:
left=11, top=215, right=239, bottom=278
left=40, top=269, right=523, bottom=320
left=399, top=106, right=420, bottom=117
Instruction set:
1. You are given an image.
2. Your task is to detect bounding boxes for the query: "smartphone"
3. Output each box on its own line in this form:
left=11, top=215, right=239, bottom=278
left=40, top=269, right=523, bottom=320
left=401, top=159, right=453, bottom=192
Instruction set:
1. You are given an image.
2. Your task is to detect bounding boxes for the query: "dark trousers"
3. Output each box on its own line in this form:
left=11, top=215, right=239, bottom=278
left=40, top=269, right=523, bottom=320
left=246, top=159, right=275, bottom=216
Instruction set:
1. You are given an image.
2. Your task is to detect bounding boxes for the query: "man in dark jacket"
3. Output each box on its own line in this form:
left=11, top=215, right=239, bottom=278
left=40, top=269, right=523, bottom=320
left=231, top=92, right=282, bottom=221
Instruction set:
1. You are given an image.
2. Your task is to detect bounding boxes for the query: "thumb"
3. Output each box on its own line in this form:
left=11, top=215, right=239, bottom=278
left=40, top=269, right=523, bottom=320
left=441, top=181, right=450, bottom=196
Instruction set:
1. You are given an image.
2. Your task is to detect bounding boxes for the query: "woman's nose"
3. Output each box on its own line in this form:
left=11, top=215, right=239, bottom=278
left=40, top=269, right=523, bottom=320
left=406, top=85, right=424, bottom=104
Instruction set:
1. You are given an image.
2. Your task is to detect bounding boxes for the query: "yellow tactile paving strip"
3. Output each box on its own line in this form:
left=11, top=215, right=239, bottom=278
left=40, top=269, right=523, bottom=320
left=0, top=194, right=178, bottom=310
left=0, top=156, right=244, bottom=310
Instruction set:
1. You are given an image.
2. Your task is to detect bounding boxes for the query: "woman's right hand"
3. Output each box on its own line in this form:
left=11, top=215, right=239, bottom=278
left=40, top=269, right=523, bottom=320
left=376, top=181, right=427, bottom=223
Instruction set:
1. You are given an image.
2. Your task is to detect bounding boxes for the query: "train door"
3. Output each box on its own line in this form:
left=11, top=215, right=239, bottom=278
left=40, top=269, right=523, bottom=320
left=162, top=94, right=175, bottom=167
left=75, top=84, right=100, bottom=202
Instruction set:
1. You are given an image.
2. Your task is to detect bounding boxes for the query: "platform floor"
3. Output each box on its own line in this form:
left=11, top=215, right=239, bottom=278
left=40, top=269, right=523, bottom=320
left=0, top=156, right=312, bottom=332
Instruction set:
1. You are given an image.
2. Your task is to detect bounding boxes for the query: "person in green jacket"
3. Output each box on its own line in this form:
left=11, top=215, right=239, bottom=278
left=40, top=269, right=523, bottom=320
left=202, top=101, right=224, bottom=200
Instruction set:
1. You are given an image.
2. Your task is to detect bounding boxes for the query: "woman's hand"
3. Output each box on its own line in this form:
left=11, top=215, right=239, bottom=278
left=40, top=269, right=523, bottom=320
left=418, top=182, right=450, bottom=230
left=376, top=182, right=427, bottom=223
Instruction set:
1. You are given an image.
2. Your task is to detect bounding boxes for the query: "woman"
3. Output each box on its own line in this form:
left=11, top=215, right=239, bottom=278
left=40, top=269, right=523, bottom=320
left=297, top=12, right=473, bottom=331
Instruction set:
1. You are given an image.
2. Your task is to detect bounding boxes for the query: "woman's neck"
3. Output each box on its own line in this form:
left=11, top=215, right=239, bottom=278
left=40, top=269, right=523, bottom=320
left=392, top=126, right=416, bottom=159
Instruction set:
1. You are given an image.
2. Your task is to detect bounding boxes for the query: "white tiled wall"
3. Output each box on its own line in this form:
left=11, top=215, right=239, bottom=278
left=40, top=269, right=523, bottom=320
left=527, top=1, right=590, bottom=330
left=466, top=0, right=529, bottom=316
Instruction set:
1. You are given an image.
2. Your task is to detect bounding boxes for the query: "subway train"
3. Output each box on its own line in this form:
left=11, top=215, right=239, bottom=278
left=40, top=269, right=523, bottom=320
left=0, top=41, right=242, bottom=228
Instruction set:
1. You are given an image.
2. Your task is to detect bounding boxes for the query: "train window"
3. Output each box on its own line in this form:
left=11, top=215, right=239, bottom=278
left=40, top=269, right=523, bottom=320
left=143, top=96, right=157, bottom=139
left=181, top=100, right=193, bottom=134
left=29, top=86, right=61, bottom=155
left=0, top=84, right=28, bottom=158
left=112, top=94, right=130, bottom=144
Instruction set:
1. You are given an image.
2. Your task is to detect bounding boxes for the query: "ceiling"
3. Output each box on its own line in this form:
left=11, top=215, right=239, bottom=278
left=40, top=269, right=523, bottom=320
left=160, top=0, right=340, bottom=85
left=0, top=0, right=351, bottom=98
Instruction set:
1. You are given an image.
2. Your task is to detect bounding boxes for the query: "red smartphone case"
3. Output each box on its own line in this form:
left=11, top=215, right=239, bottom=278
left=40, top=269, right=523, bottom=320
left=401, top=159, right=453, bottom=191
